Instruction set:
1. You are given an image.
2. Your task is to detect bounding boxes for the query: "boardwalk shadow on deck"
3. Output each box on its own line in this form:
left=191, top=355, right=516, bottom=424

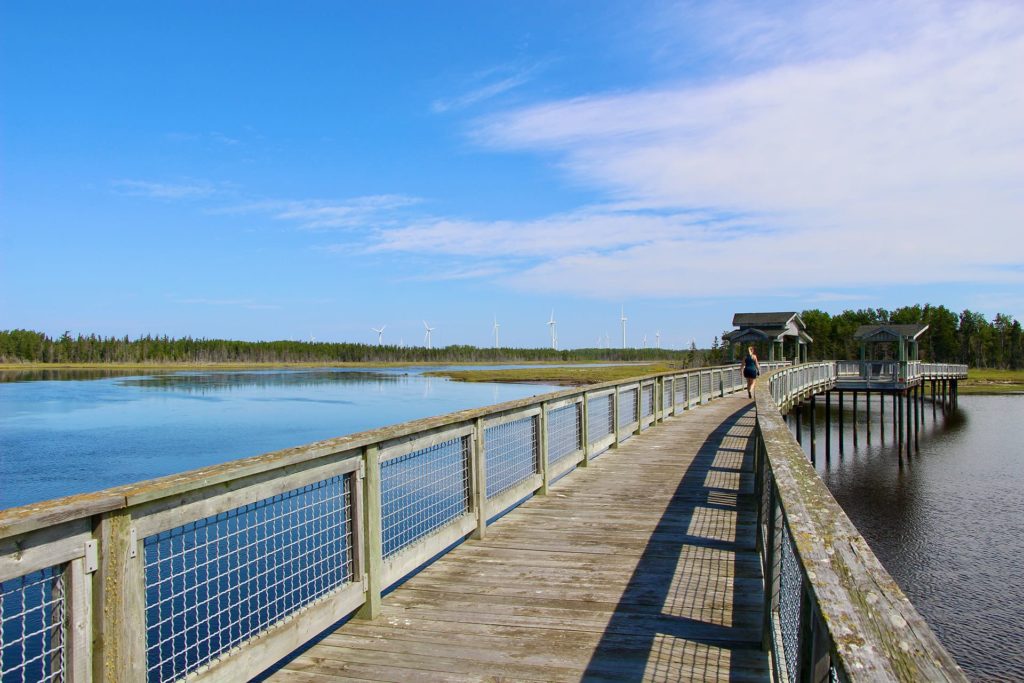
left=582, top=403, right=767, bottom=682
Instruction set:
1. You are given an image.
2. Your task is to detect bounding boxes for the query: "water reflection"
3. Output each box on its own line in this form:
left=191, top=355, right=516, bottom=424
left=789, top=394, right=1024, bottom=680
left=0, top=368, right=559, bottom=511
left=118, top=370, right=403, bottom=393
left=0, top=368, right=149, bottom=382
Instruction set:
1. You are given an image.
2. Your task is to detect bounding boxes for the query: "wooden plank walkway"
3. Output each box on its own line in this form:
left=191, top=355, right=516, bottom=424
left=267, top=396, right=769, bottom=682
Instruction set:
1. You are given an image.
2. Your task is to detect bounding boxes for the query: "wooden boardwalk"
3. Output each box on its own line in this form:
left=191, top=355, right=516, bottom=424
left=268, top=396, right=768, bottom=682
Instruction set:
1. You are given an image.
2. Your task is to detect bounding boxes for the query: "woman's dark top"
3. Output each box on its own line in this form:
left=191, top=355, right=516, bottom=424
left=743, top=353, right=759, bottom=377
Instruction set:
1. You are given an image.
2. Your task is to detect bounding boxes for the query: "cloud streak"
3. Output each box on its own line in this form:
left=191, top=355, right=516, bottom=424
left=220, top=195, right=422, bottom=229
left=112, top=179, right=226, bottom=200
left=432, top=64, right=538, bottom=113
left=421, top=0, right=1024, bottom=297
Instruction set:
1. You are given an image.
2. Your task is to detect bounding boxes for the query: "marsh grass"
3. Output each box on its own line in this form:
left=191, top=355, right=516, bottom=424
left=425, top=363, right=676, bottom=385
left=958, top=368, right=1024, bottom=394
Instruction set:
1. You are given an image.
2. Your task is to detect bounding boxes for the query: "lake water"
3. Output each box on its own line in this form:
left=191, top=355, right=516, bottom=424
left=0, top=367, right=559, bottom=510
left=3, top=370, right=1020, bottom=680
left=794, top=393, right=1024, bottom=682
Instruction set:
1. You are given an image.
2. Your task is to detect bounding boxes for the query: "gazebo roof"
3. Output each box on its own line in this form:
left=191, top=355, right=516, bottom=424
left=731, top=312, right=800, bottom=327
left=725, top=312, right=812, bottom=344
left=853, top=324, right=929, bottom=343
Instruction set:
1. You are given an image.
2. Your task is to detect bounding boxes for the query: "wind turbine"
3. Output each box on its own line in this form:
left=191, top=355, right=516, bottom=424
left=656, top=331, right=662, bottom=349
left=642, top=334, right=648, bottom=349
left=492, top=316, right=500, bottom=349
left=620, top=306, right=628, bottom=349
left=371, top=325, right=386, bottom=346
left=547, top=310, right=557, bottom=350
left=423, top=320, right=435, bottom=349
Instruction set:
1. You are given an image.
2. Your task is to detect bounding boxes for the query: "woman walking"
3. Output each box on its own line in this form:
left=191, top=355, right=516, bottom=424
left=743, top=346, right=761, bottom=398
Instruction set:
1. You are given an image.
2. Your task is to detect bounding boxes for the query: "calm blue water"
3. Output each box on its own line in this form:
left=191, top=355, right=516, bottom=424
left=795, top=394, right=1024, bottom=682
left=0, top=367, right=559, bottom=510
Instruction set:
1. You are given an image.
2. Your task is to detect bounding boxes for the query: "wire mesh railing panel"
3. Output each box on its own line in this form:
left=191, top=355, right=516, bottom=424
left=761, top=464, right=773, bottom=544
left=547, top=403, right=582, bottom=466
left=143, top=474, right=353, bottom=683
left=587, top=394, right=614, bottom=443
left=0, top=566, right=66, bottom=683
left=485, top=416, right=539, bottom=499
left=664, top=379, right=673, bottom=411
left=382, top=437, right=470, bottom=559
left=701, top=373, right=711, bottom=398
left=778, top=523, right=802, bottom=683
left=618, top=388, right=638, bottom=428
left=641, top=385, right=655, bottom=418
left=690, top=375, right=699, bottom=403
left=676, top=377, right=689, bottom=406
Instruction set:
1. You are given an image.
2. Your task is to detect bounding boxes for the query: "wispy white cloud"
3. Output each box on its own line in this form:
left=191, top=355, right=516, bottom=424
left=431, top=64, right=538, bottom=113
left=432, top=0, right=1024, bottom=297
left=221, top=195, right=422, bottom=229
left=369, top=207, right=751, bottom=258
left=112, top=179, right=227, bottom=200
left=172, top=297, right=281, bottom=311
left=165, top=131, right=243, bottom=145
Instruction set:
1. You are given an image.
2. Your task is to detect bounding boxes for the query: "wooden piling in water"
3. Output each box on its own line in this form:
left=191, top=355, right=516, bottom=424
left=905, top=390, right=913, bottom=457
left=852, top=390, right=858, bottom=448
left=897, top=391, right=904, bottom=453
left=892, top=393, right=898, bottom=440
left=913, top=385, right=920, bottom=451
left=825, top=391, right=832, bottom=461
left=838, top=391, right=845, bottom=455
left=866, top=390, right=871, bottom=444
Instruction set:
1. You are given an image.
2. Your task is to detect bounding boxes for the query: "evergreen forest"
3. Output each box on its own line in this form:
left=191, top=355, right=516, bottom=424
left=2, top=304, right=1020, bottom=369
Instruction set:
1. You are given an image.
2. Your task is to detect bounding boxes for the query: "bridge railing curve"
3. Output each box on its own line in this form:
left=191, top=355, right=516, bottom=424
left=756, top=362, right=968, bottom=682
left=0, top=361, right=787, bottom=683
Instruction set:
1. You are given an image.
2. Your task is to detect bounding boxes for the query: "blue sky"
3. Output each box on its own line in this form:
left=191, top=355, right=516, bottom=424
left=2, top=1, right=1022, bottom=350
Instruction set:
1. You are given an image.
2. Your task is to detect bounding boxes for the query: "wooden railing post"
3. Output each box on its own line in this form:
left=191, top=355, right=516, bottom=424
left=538, top=402, right=550, bottom=495
left=634, top=386, right=642, bottom=436
left=580, top=392, right=591, bottom=467
left=612, top=387, right=621, bottom=447
left=92, top=509, right=146, bottom=683
left=66, top=555, right=93, bottom=683
left=356, top=444, right=383, bottom=619
left=656, top=377, right=664, bottom=424
left=471, top=417, right=489, bottom=538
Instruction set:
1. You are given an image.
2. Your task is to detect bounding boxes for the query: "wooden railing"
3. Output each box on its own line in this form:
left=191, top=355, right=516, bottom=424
left=756, top=362, right=968, bottom=681
left=834, top=360, right=968, bottom=385
left=1, top=362, right=787, bottom=683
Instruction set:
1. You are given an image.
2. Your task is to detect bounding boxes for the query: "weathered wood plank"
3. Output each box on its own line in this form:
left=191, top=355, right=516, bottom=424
left=270, top=396, right=768, bottom=682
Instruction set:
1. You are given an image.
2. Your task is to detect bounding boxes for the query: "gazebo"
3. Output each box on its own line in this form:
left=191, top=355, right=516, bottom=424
left=723, top=312, right=812, bottom=363
left=853, top=324, right=929, bottom=362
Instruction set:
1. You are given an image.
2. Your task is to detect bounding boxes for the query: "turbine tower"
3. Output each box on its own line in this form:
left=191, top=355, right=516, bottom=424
left=547, top=310, right=557, bottom=350
left=642, top=334, right=648, bottom=349
left=493, top=316, right=500, bottom=349
left=371, top=325, right=386, bottom=346
left=423, top=320, right=435, bottom=349
left=620, top=306, right=628, bottom=349
left=656, top=331, right=661, bottom=349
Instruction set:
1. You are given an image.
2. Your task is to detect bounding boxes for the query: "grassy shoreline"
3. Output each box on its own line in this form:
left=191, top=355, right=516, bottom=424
left=424, top=364, right=678, bottom=385
left=956, top=368, right=1024, bottom=394
left=0, top=360, right=626, bottom=371
left=3, top=362, right=1020, bottom=393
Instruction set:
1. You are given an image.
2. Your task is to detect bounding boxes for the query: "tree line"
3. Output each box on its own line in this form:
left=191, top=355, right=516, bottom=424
left=0, top=330, right=693, bottom=365
left=3, top=305, right=1019, bottom=368
left=795, top=305, right=1022, bottom=368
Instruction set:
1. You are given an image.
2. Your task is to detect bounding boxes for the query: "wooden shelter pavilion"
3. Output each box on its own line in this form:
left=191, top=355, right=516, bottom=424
left=723, top=312, right=812, bottom=362
left=853, top=323, right=929, bottom=361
